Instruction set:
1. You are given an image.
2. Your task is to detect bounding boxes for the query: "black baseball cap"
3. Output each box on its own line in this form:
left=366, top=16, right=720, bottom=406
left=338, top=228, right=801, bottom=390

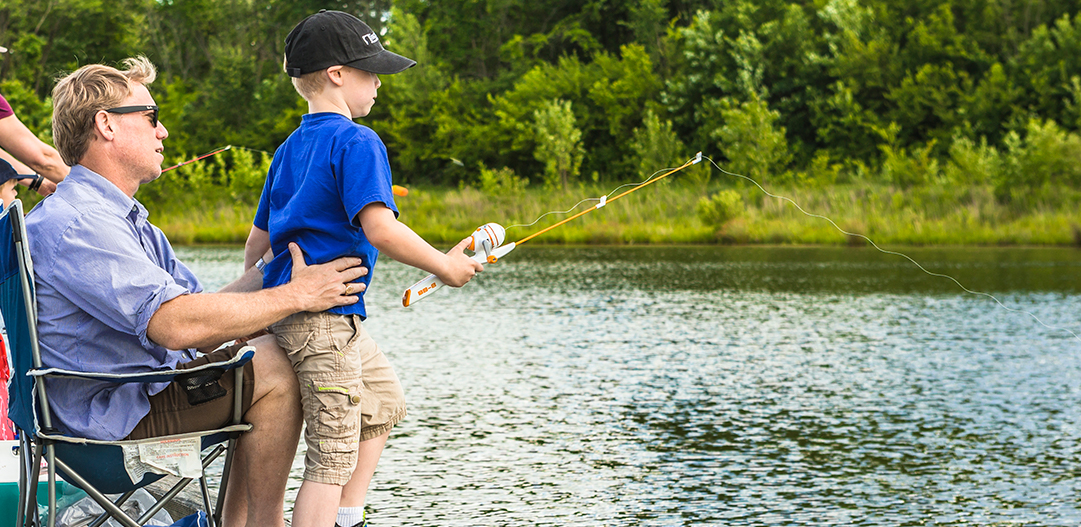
left=284, top=10, right=416, bottom=77
left=0, top=159, right=37, bottom=186
left=0, top=159, right=16, bottom=184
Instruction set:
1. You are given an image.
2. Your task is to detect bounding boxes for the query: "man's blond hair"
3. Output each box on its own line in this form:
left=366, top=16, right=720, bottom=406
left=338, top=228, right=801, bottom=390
left=52, top=56, right=157, bottom=166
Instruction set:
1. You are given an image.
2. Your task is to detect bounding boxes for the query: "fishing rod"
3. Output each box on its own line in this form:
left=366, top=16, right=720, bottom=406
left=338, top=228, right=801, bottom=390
left=399, top=149, right=1081, bottom=344
left=401, top=152, right=703, bottom=306
left=161, top=145, right=233, bottom=173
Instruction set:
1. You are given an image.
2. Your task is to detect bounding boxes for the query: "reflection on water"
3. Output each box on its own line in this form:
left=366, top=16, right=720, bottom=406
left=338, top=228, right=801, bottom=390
left=177, top=245, right=1081, bottom=526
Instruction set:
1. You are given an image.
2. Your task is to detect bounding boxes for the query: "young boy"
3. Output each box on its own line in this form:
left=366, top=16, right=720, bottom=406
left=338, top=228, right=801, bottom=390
left=0, top=157, right=45, bottom=208
left=244, top=10, right=483, bottom=527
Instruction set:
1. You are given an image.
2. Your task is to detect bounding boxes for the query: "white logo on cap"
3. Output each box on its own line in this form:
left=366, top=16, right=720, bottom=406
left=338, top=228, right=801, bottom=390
left=363, top=32, right=379, bottom=46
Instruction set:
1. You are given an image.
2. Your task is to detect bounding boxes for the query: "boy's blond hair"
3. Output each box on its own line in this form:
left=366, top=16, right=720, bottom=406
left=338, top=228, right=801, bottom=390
left=285, top=56, right=327, bottom=101
left=52, top=56, right=157, bottom=166
left=291, top=71, right=327, bottom=101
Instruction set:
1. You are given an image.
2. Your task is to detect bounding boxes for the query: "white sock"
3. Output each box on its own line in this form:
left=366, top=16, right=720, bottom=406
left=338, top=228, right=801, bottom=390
left=337, top=506, right=366, bottom=527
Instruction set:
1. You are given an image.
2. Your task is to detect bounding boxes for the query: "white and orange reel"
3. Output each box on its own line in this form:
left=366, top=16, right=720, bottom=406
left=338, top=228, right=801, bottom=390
left=402, top=222, right=515, bottom=307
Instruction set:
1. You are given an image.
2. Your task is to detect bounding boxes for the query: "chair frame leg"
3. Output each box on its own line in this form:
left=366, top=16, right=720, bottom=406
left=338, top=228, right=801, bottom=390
left=16, top=434, right=39, bottom=527
left=22, top=441, right=43, bottom=527
left=45, top=445, right=56, bottom=527
left=212, top=434, right=241, bottom=527
left=86, top=489, right=137, bottom=527
left=20, top=437, right=238, bottom=527
left=52, top=457, right=141, bottom=527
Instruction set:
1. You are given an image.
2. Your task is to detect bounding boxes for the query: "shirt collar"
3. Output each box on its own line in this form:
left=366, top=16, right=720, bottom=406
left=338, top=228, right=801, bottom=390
left=303, top=112, right=352, bottom=124
left=62, top=165, right=147, bottom=221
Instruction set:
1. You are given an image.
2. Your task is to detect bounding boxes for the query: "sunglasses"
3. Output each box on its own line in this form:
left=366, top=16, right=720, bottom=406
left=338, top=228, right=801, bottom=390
left=105, top=105, right=159, bottom=128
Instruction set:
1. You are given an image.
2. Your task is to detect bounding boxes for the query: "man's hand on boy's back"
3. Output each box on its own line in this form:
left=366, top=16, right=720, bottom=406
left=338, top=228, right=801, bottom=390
left=286, top=242, right=369, bottom=311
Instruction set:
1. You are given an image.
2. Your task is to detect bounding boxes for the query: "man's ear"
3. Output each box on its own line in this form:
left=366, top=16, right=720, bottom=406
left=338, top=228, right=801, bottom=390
left=93, top=110, right=116, bottom=141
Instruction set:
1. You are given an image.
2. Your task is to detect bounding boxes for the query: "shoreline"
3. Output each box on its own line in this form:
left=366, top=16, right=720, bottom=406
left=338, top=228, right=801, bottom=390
left=49, top=182, right=1080, bottom=247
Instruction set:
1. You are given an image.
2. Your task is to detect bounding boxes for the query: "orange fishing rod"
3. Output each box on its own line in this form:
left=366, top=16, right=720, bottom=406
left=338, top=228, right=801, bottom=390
left=512, top=153, right=700, bottom=246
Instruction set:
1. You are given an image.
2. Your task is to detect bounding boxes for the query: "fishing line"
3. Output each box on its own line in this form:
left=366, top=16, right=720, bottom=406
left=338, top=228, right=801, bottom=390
left=702, top=155, right=1081, bottom=344
left=404, top=150, right=1081, bottom=332
left=400, top=154, right=702, bottom=306
left=510, top=155, right=700, bottom=246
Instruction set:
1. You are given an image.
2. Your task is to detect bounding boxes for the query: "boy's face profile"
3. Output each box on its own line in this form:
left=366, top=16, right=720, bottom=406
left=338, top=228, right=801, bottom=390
left=1, top=179, right=17, bottom=209
left=338, top=66, right=381, bottom=119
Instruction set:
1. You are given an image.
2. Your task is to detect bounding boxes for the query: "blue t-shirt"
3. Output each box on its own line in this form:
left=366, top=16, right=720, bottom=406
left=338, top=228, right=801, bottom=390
left=254, top=113, right=398, bottom=318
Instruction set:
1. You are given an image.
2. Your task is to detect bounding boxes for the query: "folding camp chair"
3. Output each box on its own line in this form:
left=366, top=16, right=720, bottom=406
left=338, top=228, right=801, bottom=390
left=0, top=200, right=254, bottom=527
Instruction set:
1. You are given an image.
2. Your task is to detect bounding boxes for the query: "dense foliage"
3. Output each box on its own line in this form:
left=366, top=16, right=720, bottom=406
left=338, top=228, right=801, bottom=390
left=2, top=0, right=1081, bottom=215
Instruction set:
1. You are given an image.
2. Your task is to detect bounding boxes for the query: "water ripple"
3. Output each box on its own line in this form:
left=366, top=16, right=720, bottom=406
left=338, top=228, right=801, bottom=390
left=178, top=245, right=1081, bottom=526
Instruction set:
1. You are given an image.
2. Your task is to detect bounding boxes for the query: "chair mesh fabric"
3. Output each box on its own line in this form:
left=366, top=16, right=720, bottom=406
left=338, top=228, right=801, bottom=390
left=0, top=201, right=38, bottom=434
left=1, top=199, right=253, bottom=523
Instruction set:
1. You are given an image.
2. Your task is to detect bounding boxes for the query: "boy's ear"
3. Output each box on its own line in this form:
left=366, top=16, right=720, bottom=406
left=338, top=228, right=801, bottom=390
left=326, top=66, right=346, bottom=87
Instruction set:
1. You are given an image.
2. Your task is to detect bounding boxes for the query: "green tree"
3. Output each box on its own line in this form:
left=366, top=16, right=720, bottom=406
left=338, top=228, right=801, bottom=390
left=487, top=44, right=660, bottom=182
left=0, top=0, right=150, bottom=97
left=1009, top=13, right=1081, bottom=129
left=697, top=189, right=744, bottom=230
left=630, top=109, right=689, bottom=179
left=996, top=118, right=1081, bottom=204
left=533, top=99, right=584, bottom=190
left=712, top=94, right=790, bottom=183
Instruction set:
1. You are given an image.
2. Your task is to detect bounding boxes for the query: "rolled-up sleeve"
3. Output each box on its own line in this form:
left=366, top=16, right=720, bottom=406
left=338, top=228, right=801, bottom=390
left=40, top=212, right=190, bottom=349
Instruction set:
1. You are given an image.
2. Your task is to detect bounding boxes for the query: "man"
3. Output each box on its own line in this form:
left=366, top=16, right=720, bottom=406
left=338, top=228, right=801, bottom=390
left=26, top=56, right=366, bottom=527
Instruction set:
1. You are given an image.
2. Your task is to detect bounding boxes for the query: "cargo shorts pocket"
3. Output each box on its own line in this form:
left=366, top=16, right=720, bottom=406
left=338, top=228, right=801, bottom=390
left=305, top=378, right=362, bottom=448
left=274, top=323, right=316, bottom=362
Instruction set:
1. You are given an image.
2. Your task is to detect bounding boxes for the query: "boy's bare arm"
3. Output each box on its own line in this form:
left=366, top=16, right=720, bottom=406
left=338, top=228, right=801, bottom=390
left=244, top=225, right=272, bottom=271
left=357, top=202, right=482, bottom=287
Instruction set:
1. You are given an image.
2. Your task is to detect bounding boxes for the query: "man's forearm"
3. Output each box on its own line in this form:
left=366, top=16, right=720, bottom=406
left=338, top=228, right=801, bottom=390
left=147, top=287, right=301, bottom=350
left=148, top=245, right=366, bottom=351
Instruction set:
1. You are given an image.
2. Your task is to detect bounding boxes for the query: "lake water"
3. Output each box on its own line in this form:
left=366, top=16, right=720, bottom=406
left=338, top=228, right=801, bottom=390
left=176, top=245, right=1081, bottom=526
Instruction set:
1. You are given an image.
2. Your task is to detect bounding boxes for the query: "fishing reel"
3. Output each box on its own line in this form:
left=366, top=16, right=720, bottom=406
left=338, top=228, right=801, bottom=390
left=402, top=222, right=516, bottom=307
left=467, top=223, right=506, bottom=264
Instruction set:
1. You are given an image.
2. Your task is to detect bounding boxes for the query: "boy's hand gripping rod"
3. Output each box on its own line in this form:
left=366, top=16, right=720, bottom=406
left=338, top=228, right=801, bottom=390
left=402, top=223, right=515, bottom=306
left=401, top=152, right=702, bottom=307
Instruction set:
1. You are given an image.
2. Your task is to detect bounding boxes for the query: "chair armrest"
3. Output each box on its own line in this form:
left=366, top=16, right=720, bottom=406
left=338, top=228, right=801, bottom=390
left=28, top=347, right=255, bottom=384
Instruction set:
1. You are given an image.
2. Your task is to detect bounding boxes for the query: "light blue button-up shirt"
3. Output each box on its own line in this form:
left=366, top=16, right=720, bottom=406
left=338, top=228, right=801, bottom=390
left=25, top=165, right=202, bottom=440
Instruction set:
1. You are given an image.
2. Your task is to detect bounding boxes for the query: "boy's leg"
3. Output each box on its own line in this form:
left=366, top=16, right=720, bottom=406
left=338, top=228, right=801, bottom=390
left=274, top=312, right=366, bottom=527
left=293, top=481, right=345, bottom=527
left=338, top=317, right=406, bottom=513
left=339, top=430, right=390, bottom=508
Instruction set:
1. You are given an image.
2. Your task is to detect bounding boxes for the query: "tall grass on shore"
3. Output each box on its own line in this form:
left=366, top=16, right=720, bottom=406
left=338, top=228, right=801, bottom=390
left=114, top=175, right=1081, bottom=247
left=16, top=147, right=1077, bottom=246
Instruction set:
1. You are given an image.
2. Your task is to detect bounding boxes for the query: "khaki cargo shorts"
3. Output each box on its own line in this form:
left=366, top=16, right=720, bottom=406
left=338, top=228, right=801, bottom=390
left=272, top=312, right=406, bottom=485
